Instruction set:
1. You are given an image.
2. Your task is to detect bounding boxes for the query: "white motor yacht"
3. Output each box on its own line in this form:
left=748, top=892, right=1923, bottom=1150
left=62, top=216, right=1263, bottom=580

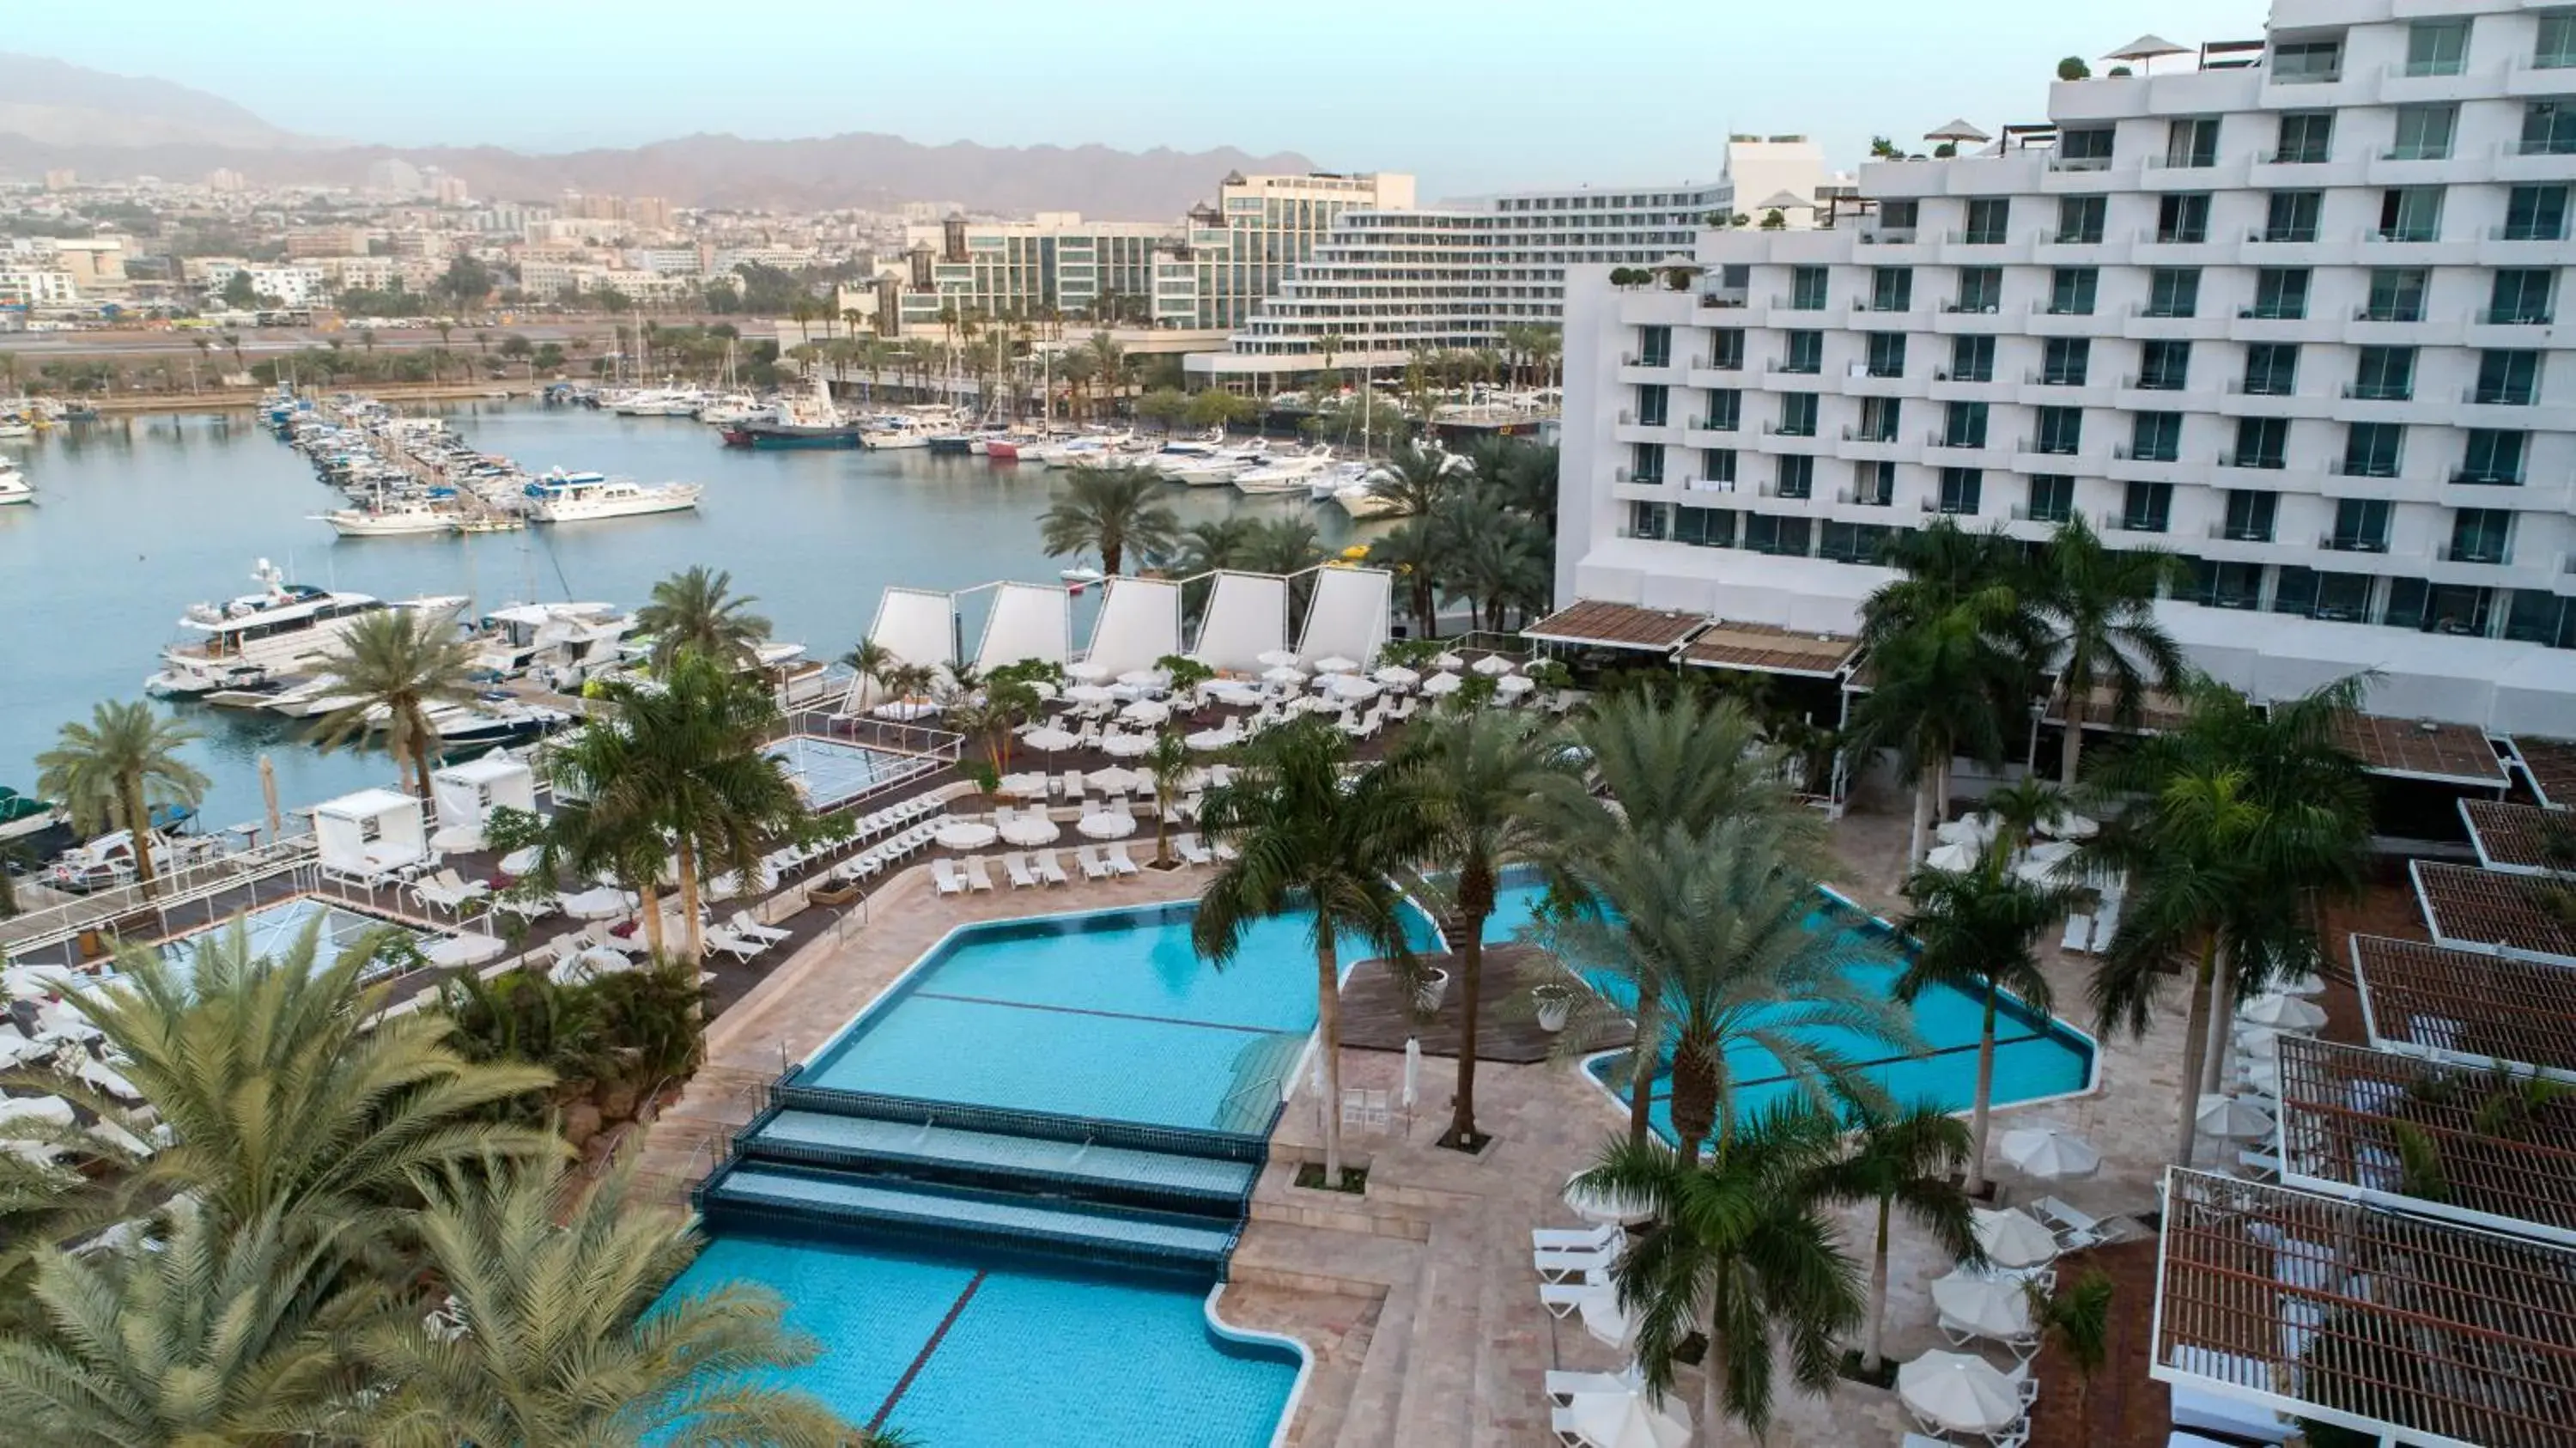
left=1334, top=482, right=1408, bottom=520
left=313, top=497, right=458, bottom=536
left=519, top=470, right=702, bottom=522
left=0, top=461, right=30, bottom=506
left=1159, top=440, right=1273, bottom=486
left=859, top=413, right=943, bottom=449
left=1232, top=447, right=1335, bottom=496
left=146, top=560, right=467, bottom=697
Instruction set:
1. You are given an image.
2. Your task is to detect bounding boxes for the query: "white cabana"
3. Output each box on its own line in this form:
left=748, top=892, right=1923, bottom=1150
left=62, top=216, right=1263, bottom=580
left=428, top=756, right=536, bottom=853
left=971, top=581, right=1072, bottom=676
left=1196, top=573, right=1292, bottom=676
left=314, top=788, right=428, bottom=883
left=1296, top=566, right=1393, bottom=672
left=1081, top=576, right=1183, bottom=679
left=849, top=586, right=956, bottom=712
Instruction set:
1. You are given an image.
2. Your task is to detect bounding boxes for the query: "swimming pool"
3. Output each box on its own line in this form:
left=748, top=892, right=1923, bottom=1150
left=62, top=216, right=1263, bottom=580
left=765, top=733, right=931, bottom=809
left=157, top=895, right=426, bottom=978
left=662, top=1230, right=1299, bottom=1446
left=798, top=901, right=1420, bottom=1135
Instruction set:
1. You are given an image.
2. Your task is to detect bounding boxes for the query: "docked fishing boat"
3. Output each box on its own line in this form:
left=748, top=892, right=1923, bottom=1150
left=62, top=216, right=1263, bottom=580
left=520, top=469, right=702, bottom=522
left=145, top=560, right=466, bottom=697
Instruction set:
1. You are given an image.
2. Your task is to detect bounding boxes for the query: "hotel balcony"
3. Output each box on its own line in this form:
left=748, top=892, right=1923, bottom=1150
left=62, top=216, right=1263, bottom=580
left=2490, top=138, right=2576, bottom=184
left=2024, top=300, right=2107, bottom=338
left=1834, top=424, right=1916, bottom=464
left=1918, top=431, right=2014, bottom=470
left=2318, top=466, right=2417, bottom=502
left=2198, top=521, right=2282, bottom=563
left=2124, top=228, right=2234, bottom=268
left=2105, top=446, right=2193, bottom=484
left=1927, top=370, right=2014, bottom=403
left=2477, top=222, right=2573, bottom=266
left=2215, top=380, right=2336, bottom=421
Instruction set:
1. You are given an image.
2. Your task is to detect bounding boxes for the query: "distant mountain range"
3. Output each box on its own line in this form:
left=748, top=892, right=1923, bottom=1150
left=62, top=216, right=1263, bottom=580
left=0, top=54, right=1315, bottom=220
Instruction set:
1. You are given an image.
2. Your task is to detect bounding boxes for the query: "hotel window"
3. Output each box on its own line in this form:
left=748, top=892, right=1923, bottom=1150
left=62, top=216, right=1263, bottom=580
left=1865, top=332, right=1907, bottom=379
left=1774, top=454, right=1814, bottom=498
left=2505, top=184, right=2571, bottom=240
left=2362, top=267, right=2428, bottom=321
left=1878, top=199, right=1920, bottom=230
left=2165, top=116, right=2222, bottom=166
left=2406, top=19, right=2470, bottom=76
left=1636, top=325, right=1671, bottom=366
left=2035, top=406, right=2084, bottom=457
left=2342, top=423, right=2405, bottom=478
left=1869, top=267, right=1913, bottom=313
left=2476, top=350, right=2542, bottom=405
left=2330, top=499, right=2392, bottom=552
left=1628, top=501, right=1669, bottom=538
left=2048, top=268, right=2099, bottom=315
left=2223, top=489, right=2277, bottom=543
left=2390, top=105, right=2458, bottom=161
left=2376, top=187, right=2443, bottom=242
left=1951, top=267, right=2002, bottom=315
left=2459, top=429, right=2526, bottom=485
left=2489, top=269, right=2555, bottom=325
left=1820, top=520, right=1893, bottom=564
left=2249, top=268, right=2310, bottom=319
left=1943, top=401, right=1990, bottom=448
left=1635, top=383, right=1669, bottom=426
left=2272, top=40, right=2341, bottom=82
left=2057, top=126, right=2114, bottom=167
left=2139, top=340, right=2192, bottom=391
left=1788, top=266, right=1829, bottom=310
left=2233, top=417, right=2290, bottom=469
left=2543, top=13, right=2576, bottom=69
left=1850, top=461, right=1894, bottom=506
left=1961, top=198, right=2011, bottom=245
left=1938, top=467, right=1984, bottom=515
left=2388, top=580, right=2496, bottom=635
left=1629, top=441, right=1665, bottom=484
left=2155, top=194, right=2211, bottom=244
left=1947, top=335, right=1995, bottom=383
left=2505, top=590, right=2576, bottom=648
left=2351, top=347, right=2415, bottom=401
left=2025, top=475, right=2075, bottom=524
left=1672, top=505, right=1734, bottom=546
left=2261, top=191, right=2322, bottom=243
left=2450, top=508, right=2515, bottom=564
left=1782, top=332, right=1822, bottom=374
left=1856, top=396, right=1902, bottom=441
left=2129, top=411, right=2183, bottom=462
left=2272, top=567, right=2372, bottom=620
left=1701, top=389, right=1741, bottom=431
left=2121, top=482, right=2173, bottom=532
left=2243, top=344, right=2300, bottom=397
left=2274, top=112, right=2333, bottom=164
left=2145, top=268, right=2202, bottom=318
left=2040, top=337, right=2090, bottom=386
left=2524, top=100, right=2576, bottom=155
left=1743, top=514, right=1811, bottom=557
left=1710, top=329, right=1747, bottom=370
left=2055, top=196, right=2106, bottom=245
left=1777, top=393, right=1818, bottom=437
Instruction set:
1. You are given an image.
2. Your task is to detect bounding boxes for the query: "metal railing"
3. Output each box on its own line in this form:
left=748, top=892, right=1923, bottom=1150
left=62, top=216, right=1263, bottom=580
left=0, top=832, right=321, bottom=962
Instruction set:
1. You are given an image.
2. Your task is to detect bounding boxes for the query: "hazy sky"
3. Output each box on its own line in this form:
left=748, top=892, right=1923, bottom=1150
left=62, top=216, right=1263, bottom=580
left=25, top=0, right=2268, bottom=194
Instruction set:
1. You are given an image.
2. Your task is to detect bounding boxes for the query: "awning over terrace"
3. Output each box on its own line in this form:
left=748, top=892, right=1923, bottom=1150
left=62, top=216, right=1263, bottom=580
left=2154, top=1169, right=2576, bottom=1448
left=2504, top=737, right=2576, bottom=810
left=972, top=581, right=1072, bottom=676
left=2351, top=934, right=2576, bottom=1083
left=2336, top=716, right=2512, bottom=790
left=1681, top=622, right=1859, bottom=678
left=1522, top=599, right=1706, bottom=654
left=2410, top=861, right=2576, bottom=966
left=2462, top=800, right=2567, bottom=876
left=2274, top=1033, right=2576, bottom=1245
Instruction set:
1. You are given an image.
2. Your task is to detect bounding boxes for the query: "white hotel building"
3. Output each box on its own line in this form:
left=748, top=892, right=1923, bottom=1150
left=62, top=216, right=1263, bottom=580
left=1554, top=0, right=2576, bottom=733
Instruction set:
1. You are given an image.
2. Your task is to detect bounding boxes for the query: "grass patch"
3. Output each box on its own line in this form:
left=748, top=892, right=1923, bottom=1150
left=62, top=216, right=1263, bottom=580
left=1294, top=1163, right=1369, bottom=1194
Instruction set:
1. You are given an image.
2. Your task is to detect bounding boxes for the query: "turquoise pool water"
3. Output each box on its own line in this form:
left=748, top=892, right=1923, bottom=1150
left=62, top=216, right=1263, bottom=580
left=764, top=733, right=931, bottom=809
left=661, top=1231, right=1298, bottom=1446
left=800, top=900, right=1436, bottom=1134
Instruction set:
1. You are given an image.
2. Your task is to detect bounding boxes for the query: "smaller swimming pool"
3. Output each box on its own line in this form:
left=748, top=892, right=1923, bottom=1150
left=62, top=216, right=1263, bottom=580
left=158, top=895, right=426, bottom=979
left=765, top=734, right=930, bottom=810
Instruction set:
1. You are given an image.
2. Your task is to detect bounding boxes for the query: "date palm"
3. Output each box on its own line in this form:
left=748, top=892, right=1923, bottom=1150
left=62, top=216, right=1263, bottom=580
left=1040, top=463, right=1176, bottom=576
left=1371, top=514, right=1448, bottom=639
left=357, top=1159, right=857, bottom=1448
left=1896, top=855, right=2075, bottom=1195
left=1364, top=441, right=1462, bottom=517
left=636, top=564, right=772, bottom=672
left=1811, top=1098, right=1982, bottom=1376
left=1847, top=590, right=2039, bottom=870
left=1194, top=720, right=1426, bottom=1187
left=35, top=698, right=207, bottom=898
left=2032, top=514, right=2185, bottom=788
left=840, top=636, right=897, bottom=711
left=1577, top=1103, right=1865, bottom=1443
left=312, top=607, right=480, bottom=798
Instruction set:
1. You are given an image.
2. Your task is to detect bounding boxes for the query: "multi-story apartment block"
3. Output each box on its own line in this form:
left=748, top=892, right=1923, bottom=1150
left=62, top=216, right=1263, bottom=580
left=885, top=211, right=1170, bottom=328
left=1151, top=171, right=1416, bottom=331
left=1556, top=0, right=2576, bottom=733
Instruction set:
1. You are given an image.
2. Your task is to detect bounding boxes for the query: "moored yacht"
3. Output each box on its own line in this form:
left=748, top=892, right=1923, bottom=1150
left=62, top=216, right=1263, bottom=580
left=0, top=460, right=30, bottom=506
left=1231, top=447, right=1335, bottom=496
left=145, top=560, right=467, bottom=697
left=313, top=496, right=458, bottom=537
left=520, top=470, right=703, bottom=522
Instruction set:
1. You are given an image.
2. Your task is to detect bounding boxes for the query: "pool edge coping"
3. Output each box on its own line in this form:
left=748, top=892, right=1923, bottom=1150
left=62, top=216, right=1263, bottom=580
left=1202, top=1283, right=1315, bottom=1448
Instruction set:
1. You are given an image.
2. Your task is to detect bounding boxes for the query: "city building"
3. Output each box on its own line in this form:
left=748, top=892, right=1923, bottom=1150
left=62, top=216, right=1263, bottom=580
left=1553, top=0, right=2576, bottom=733
left=872, top=210, right=1170, bottom=330
left=1149, top=171, right=1416, bottom=331
left=0, top=265, right=77, bottom=307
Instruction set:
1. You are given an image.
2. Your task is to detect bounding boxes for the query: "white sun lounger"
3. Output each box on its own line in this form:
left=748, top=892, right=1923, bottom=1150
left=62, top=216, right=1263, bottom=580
left=1543, top=1368, right=1640, bottom=1404
left=2030, top=1196, right=2107, bottom=1250
left=1534, top=1238, right=1622, bottom=1282
left=1036, top=850, right=1071, bottom=886
left=727, top=911, right=791, bottom=946
left=963, top=856, right=997, bottom=892
left=2062, top=912, right=2096, bottom=953
left=1174, top=832, right=1215, bottom=866
left=1533, top=1223, right=1621, bottom=1253
left=701, top=927, right=766, bottom=964
left=933, top=860, right=969, bottom=896
left=1105, top=843, right=1141, bottom=877
left=1078, top=846, right=1114, bottom=880
left=1003, top=853, right=1037, bottom=889
left=1537, top=1276, right=1612, bottom=1319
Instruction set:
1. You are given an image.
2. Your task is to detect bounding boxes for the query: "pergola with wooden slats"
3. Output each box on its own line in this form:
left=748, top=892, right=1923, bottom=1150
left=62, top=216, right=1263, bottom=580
left=2154, top=1169, right=2576, bottom=1448
left=2335, top=715, right=2511, bottom=789
left=2410, top=861, right=2576, bottom=966
left=1678, top=622, right=1859, bottom=678
left=2461, top=799, right=2566, bottom=875
left=2505, top=736, right=2576, bottom=810
left=2038, top=681, right=2192, bottom=735
left=2274, top=1033, right=2576, bottom=1246
left=1521, top=600, right=1709, bottom=654
left=2353, top=934, right=2576, bottom=1083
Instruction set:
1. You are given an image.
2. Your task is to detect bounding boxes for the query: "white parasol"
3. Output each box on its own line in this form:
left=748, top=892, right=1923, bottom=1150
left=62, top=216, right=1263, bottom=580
left=1261, top=665, right=1307, bottom=685
left=1422, top=672, right=1464, bottom=697
left=1401, top=1037, right=1421, bottom=1114
left=1473, top=654, right=1516, bottom=676
left=934, top=819, right=1000, bottom=850
left=1187, top=727, right=1238, bottom=751
left=1064, top=683, right=1118, bottom=705
left=1066, top=660, right=1113, bottom=683
left=1375, top=665, right=1421, bottom=686
left=1312, top=654, right=1358, bottom=674
left=1564, top=1169, right=1654, bottom=1225
left=998, top=772, right=1050, bottom=798
left=1331, top=675, right=1382, bottom=702
left=1931, top=1269, right=2036, bottom=1341
left=999, top=815, right=1060, bottom=847
left=1998, top=1125, right=2101, bottom=1181
left=2236, top=1028, right=2281, bottom=1062
left=425, top=933, right=507, bottom=969
left=2038, top=811, right=2099, bottom=841
left=1256, top=649, right=1303, bottom=669
left=498, top=846, right=544, bottom=877
left=1116, top=668, right=1166, bottom=689
left=1098, top=732, right=1153, bottom=758
left=1935, top=812, right=2000, bottom=847
left=558, top=886, right=634, bottom=921
left=1923, top=841, right=1981, bottom=874
left=2275, top=970, right=2327, bottom=997
left=2237, top=994, right=2326, bottom=1031
left=1432, top=650, right=1465, bottom=669
left=1971, top=1208, right=2060, bottom=1269
left=1924, top=119, right=1992, bottom=145
left=1559, top=1389, right=1691, bottom=1448
left=1578, top=1288, right=1637, bottom=1351
left=1078, top=811, right=1138, bottom=840
left=1024, top=726, right=1078, bottom=754
left=2197, top=1093, right=2275, bottom=1141
left=1087, top=766, right=1145, bottom=791
left=1898, top=1350, right=2022, bottom=1434
left=1120, top=699, right=1172, bottom=726
left=1495, top=674, right=1536, bottom=696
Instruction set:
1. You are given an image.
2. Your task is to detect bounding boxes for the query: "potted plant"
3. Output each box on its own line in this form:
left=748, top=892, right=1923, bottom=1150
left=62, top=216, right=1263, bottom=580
left=1413, top=965, right=1451, bottom=1014
left=1532, top=980, right=1577, bottom=1033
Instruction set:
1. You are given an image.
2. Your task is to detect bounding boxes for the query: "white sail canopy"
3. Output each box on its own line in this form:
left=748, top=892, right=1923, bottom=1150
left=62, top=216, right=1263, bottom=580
left=1193, top=571, right=1290, bottom=675
left=1296, top=567, right=1393, bottom=672
left=973, top=581, right=1072, bottom=675
left=1082, top=576, right=1182, bottom=678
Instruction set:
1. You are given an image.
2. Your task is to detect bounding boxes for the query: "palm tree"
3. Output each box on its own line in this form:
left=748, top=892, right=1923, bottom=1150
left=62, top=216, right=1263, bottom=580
left=1041, top=463, right=1178, bottom=577
left=1365, top=441, right=1462, bottom=517
left=1194, top=721, right=1426, bottom=1188
left=2033, top=514, right=2185, bottom=788
left=357, top=1159, right=857, bottom=1447
left=1145, top=726, right=1193, bottom=867
left=311, top=608, right=481, bottom=798
left=1437, top=498, right=1552, bottom=631
left=1082, top=330, right=1127, bottom=416
left=636, top=564, right=772, bottom=672
left=1848, top=598, right=2040, bottom=870
left=1395, top=709, right=1567, bottom=1148
left=1577, top=1104, right=1866, bottom=1442
left=1546, top=818, right=1906, bottom=1162
left=841, top=636, right=898, bottom=711
left=1372, top=514, right=1449, bottom=638
left=1895, top=856, right=2074, bottom=1195
left=551, top=654, right=807, bottom=964
left=34, top=699, right=208, bottom=897
left=1812, top=1099, right=1982, bottom=1376
left=2029, top=1269, right=2117, bottom=1429
left=2083, top=673, right=2373, bottom=1164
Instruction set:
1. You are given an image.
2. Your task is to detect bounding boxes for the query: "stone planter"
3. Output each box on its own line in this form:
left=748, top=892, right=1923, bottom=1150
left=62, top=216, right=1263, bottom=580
left=807, top=876, right=863, bottom=908
left=1533, top=984, right=1576, bottom=1033
left=1413, top=967, right=1451, bottom=1014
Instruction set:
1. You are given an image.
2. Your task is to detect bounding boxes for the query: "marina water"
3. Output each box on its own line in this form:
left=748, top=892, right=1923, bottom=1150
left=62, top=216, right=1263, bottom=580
left=0, top=403, right=1363, bottom=828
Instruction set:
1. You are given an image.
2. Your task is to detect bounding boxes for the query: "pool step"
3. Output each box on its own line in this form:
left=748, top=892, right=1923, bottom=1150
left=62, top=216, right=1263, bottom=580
left=739, top=1110, right=1259, bottom=1216
left=702, top=1162, right=1240, bottom=1274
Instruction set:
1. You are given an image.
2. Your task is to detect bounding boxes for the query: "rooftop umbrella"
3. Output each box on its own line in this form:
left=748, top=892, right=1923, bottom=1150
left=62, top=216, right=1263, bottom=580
left=1971, top=1208, right=2059, bottom=1269
left=1559, top=1388, right=1691, bottom=1448
left=1755, top=189, right=1812, bottom=215
left=1931, top=1269, right=2036, bottom=1342
left=2106, top=33, right=2188, bottom=64
left=2196, top=1093, right=2275, bottom=1141
left=1898, top=1350, right=2022, bottom=1435
left=1422, top=672, right=1464, bottom=697
left=1257, top=649, right=1303, bottom=668
left=1312, top=654, right=1358, bottom=674
left=1925, top=119, right=1991, bottom=144
left=934, top=819, right=999, bottom=850
left=2238, top=993, right=2327, bottom=1031
left=1473, top=654, right=1516, bottom=676
left=1998, top=1125, right=2101, bottom=1181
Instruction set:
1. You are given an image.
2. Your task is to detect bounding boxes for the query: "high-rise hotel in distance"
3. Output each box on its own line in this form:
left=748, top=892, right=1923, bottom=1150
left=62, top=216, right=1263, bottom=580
left=1554, top=0, right=2576, bottom=733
